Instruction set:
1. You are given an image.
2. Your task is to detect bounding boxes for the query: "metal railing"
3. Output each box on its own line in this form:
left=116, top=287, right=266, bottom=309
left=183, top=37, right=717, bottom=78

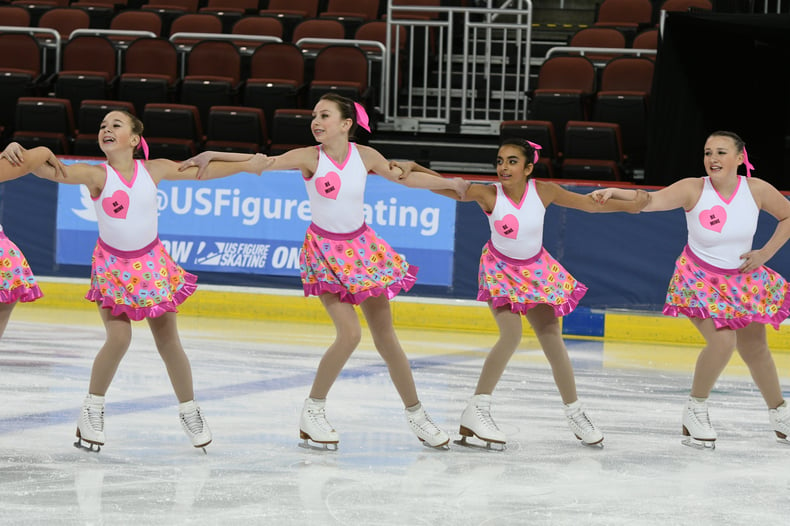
left=381, top=0, right=533, bottom=134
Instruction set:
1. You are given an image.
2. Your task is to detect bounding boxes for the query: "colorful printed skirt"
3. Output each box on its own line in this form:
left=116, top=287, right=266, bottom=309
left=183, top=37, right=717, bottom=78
left=0, top=232, right=42, bottom=304
left=663, top=246, right=790, bottom=330
left=300, top=222, right=418, bottom=305
left=477, top=241, right=587, bottom=317
left=85, top=237, right=198, bottom=321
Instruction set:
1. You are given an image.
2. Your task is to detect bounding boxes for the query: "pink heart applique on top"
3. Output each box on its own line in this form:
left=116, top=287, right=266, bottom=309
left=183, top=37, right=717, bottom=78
left=699, top=205, right=726, bottom=233
left=102, top=190, right=130, bottom=219
left=494, top=214, right=519, bottom=239
left=315, top=171, right=341, bottom=200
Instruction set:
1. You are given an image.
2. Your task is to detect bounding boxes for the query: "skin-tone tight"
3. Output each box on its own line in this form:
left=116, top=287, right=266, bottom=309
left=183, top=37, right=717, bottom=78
left=89, top=305, right=195, bottom=402
left=689, top=318, right=783, bottom=409
left=0, top=303, right=15, bottom=339
left=474, top=303, right=578, bottom=405
left=309, top=293, right=419, bottom=408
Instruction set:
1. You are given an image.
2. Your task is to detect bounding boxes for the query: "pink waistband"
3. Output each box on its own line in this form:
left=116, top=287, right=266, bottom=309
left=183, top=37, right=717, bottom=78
left=683, top=245, right=740, bottom=274
left=98, top=236, right=160, bottom=258
left=308, top=222, right=368, bottom=240
left=486, top=241, right=544, bottom=266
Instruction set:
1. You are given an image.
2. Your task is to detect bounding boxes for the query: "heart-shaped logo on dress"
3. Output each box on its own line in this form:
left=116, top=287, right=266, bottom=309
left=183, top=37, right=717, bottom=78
left=699, top=205, right=726, bottom=233
left=315, top=171, right=341, bottom=200
left=494, top=214, right=519, bottom=239
left=102, top=190, right=129, bottom=219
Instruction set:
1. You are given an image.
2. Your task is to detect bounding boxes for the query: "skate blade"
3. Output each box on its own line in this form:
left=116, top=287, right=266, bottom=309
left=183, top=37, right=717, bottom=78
left=420, top=439, right=450, bottom=450
left=73, top=439, right=101, bottom=453
left=774, top=433, right=790, bottom=446
left=298, top=438, right=338, bottom=452
left=681, top=437, right=716, bottom=450
left=453, top=436, right=506, bottom=452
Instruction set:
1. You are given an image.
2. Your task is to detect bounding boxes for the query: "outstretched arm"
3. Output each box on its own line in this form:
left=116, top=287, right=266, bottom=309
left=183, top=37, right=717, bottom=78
left=177, top=149, right=315, bottom=180
left=541, top=181, right=650, bottom=213
left=362, top=146, right=468, bottom=198
left=0, top=143, right=67, bottom=182
left=590, top=178, right=701, bottom=212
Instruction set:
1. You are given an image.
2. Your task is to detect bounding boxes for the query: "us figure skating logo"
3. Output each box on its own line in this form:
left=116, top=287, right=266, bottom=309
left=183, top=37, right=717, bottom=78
left=194, top=241, right=271, bottom=269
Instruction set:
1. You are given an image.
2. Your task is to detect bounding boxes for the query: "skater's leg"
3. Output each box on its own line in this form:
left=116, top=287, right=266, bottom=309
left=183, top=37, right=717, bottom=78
left=147, top=312, right=193, bottom=403
left=473, top=305, right=522, bottom=395
left=89, top=305, right=132, bottom=395
left=148, top=312, right=211, bottom=449
left=525, top=305, right=577, bottom=404
left=310, top=293, right=361, bottom=399
left=359, top=294, right=418, bottom=407
left=360, top=294, right=448, bottom=448
left=735, top=322, right=784, bottom=409
left=0, top=302, right=15, bottom=339
left=688, top=318, right=736, bottom=398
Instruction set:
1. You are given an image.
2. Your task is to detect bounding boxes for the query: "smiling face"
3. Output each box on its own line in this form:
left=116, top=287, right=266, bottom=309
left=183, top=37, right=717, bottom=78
left=311, top=98, right=350, bottom=144
left=495, top=144, right=533, bottom=186
left=98, top=111, right=141, bottom=156
left=704, top=134, right=743, bottom=179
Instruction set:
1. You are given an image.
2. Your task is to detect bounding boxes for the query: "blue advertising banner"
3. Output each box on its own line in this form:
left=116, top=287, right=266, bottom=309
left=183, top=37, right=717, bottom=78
left=55, top=162, right=457, bottom=286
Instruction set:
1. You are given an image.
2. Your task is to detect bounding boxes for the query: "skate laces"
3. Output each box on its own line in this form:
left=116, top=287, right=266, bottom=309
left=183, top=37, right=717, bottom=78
left=567, top=406, right=596, bottom=433
left=306, top=406, right=334, bottom=433
left=474, top=404, right=500, bottom=432
left=409, top=408, right=441, bottom=436
left=180, top=407, right=205, bottom=435
left=84, top=404, right=104, bottom=432
left=689, top=402, right=712, bottom=428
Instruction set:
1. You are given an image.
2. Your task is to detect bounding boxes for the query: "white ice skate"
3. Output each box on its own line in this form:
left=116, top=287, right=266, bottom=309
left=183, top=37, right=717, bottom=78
left=681, top=397, right=717, bottom=450
left=769, top=401, right=790, bottom=445
left=455, top=394, right=506, bottom=451
left=564, top=400, right=604, bottom=447
left=299, top=398, right=339, bottom=451
left=405, top=403, right=450, bottom=449
left=74, top=394, right=105, bottom=452
left=179, top=400, right=212, bottom=453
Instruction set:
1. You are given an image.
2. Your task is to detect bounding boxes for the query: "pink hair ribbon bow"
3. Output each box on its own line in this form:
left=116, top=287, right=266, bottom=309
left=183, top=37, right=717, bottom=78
left=139, top=137, right=150, bottom=160
left=743, top=147, right=754, bottom=177
left=354, top=102, right=371, bottom=132
left=526, top=140, right=542, bottom=165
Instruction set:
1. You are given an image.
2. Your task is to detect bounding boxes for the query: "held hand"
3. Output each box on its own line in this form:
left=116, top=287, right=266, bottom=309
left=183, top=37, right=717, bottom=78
left=454, top=177, right=471, bottom=199
left=389, top=160, right=411, bottom=180
left=178, top=151, right=214, bottom=179
left=0, top=142, right=24, bottom=166
left=589, top=188, right=613, bottom=204
left=739, top=249, right=768, bottom=274
left=251, top=152, right=275, bottom=174
left=47, top=153, right=68, bottom=179
left=630, top=189, right=651, bottom=213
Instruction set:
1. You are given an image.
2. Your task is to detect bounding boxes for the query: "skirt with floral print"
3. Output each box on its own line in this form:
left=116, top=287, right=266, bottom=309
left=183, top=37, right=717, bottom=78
left=300, top=223, right=418, bottom=305
left=663, top=246, right=790, bottom=330
left=85, top=237, right=197, bottom=321
left=477, top=241, right=587, bottom=317
left=0, top=232, right=42, bottom=304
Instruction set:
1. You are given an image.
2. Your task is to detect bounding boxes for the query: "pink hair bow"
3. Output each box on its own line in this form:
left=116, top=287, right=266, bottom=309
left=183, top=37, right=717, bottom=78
left=139, top=137, right=150, bottom=160
left=526, top=140, right=542, bottom=165
left=743, top=147, right=754, bottom=177
left=354, top=102, right=371, bottom=132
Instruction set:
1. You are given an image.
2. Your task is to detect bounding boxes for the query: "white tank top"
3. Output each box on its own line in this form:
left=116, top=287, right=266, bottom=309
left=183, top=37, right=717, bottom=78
left=304, top=143, right=367, bottom=233
left=686, top=176, right=758, bottom=269
left=92, top=160, right=159, bottom=251
left=487, top=179, right=545, bottom=260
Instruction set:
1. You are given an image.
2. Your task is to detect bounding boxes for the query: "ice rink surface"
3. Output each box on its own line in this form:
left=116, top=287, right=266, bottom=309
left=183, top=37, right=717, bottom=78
left=1, top=305, right=788, bottom=526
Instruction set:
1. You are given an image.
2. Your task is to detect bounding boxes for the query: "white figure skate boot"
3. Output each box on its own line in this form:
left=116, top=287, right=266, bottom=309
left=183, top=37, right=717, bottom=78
left=405, top=403, right=450, bottom=449
left=456, top=394, right=506, bottom=450
left=682, top=397, right=717, bottom=449
left=299, top=398, right=339, bottom=451
left=75, top=394, right=105, bottom=452
left=769, top=401, right=790, bottom=445
left=179, top=400, right=212, bottom=452
left=564, top=400, right=604, bottom=447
